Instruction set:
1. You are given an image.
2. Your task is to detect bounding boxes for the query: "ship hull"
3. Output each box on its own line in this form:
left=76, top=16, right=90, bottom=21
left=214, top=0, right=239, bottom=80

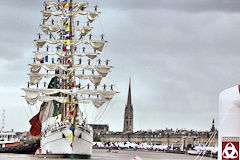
left=37, top=124, right=93, bottom=159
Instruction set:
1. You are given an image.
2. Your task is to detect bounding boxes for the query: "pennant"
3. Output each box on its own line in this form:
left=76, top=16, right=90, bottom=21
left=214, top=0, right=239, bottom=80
left=69, top=125, right=73, bottom=131
left=40, top=59, right=44, bottom=63
left=70, top=143, right=72, bottom=148
left=67, top=64, right=72, bottom=69
left=71, top=117, right=74, bottom=124
left=69, top=70, right=74, bottom=75
left=67, top=51, right=71, bottom=56
left=66, top=58, right=72, bottom=63
left=69, top=110, right=74, bottom=116
left=66, top=133, right=73, bottom=139
left=63, top=39, right=70, bottom=44
left=63, top=2, right=69, bottom=8
left=62, top=33, right=70, bottom=37
left=45, top=56, right=48, bottom=62
left=65, top=27, right=69, bottom=32
left=70, top=82, right=75, bottom=87
left=64, top=20, right=69, bottom=26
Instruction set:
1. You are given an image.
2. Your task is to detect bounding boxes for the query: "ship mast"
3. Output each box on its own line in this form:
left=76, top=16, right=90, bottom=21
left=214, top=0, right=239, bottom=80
left=69, top=0, right=78, bottom=136
left=22, top=0, right=119, bottom=130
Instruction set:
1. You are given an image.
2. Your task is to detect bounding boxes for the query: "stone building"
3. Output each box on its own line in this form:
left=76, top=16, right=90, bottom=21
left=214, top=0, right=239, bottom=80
left=100, top=126, right=218, bottom=147
left=96, top=80, right=218, bottom=147
left=123, top=79, right=133, bottom=133
left=89, top=124, right=109, bottom=134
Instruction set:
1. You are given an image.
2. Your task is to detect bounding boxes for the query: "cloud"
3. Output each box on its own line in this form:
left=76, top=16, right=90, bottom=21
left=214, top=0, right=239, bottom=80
left=2, top=0, right=240, bottom=132
left=101, top=0, right=240, bottom=12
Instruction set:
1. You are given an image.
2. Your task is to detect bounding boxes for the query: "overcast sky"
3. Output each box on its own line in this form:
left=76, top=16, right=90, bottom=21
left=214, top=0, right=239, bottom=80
left=1, top=0, right=240, bottom=132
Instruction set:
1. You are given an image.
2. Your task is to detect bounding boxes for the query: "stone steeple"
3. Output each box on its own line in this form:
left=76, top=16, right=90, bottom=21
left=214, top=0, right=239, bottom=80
left=210, top=118, right=215, bottom=132
left=123, top=78, right=133, bottom=133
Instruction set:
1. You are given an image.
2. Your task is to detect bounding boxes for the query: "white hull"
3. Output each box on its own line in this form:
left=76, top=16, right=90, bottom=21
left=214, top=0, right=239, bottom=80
left=37, top=124, right=93, bottom=158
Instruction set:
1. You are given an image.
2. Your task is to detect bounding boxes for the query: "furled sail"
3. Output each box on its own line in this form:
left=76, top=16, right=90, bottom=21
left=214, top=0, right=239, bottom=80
left=34, top=51, right=98, bottom=60
left=29, top=64, right=112, bottom=76
left=41, top=25, right=92, bottom=36
left=22, top=87, right=118, bottom=106
left=29, top=73, right=102, bottom=85
left=41, top=10, right=100, bottom=21
left=34, top=39, right=106, bottom=51
left=44, top=1, right=88, bottom=11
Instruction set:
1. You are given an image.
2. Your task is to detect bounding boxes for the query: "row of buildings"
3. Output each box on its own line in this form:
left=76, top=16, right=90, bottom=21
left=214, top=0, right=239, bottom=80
left=90, top=80, right=218, bottom=147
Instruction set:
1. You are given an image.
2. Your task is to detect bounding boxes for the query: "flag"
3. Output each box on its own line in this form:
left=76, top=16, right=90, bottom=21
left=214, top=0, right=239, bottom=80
left=29, top=112, right=42, bottom=136
left=67, top=64, right=72, bottom=69
left=66, top=133, right=73, bottom=139
left=45, top=56, right=48, bottom=62
left=70, top=143, right=72, bottom=148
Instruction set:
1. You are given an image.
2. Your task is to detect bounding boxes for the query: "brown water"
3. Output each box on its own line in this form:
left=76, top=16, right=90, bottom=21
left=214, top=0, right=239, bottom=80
left=0, top=149, right=211, bottom=160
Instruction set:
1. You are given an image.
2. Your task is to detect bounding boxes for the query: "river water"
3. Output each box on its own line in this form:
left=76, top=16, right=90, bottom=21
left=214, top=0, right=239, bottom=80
left=0, top=149, right=212, bottom=160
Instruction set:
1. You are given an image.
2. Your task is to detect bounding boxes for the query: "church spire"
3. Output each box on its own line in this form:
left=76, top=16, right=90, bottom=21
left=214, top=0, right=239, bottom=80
left=123, top=78, right=134, bottom=133
left=127, top=78, right=132, bottom=106
left=210, top=118, right=215, bottom=132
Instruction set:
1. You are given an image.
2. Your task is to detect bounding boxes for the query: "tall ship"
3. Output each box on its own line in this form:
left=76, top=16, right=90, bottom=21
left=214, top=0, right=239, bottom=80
left=22, top=0, right=118, bottom=158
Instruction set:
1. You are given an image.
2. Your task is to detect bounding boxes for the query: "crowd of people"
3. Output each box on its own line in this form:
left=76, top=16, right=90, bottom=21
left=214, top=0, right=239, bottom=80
left=93, top=141, right=218, bottom=154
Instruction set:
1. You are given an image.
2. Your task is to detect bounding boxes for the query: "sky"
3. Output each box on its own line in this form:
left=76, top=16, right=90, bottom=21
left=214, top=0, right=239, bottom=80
left=1, top=0, right=240, bottom=132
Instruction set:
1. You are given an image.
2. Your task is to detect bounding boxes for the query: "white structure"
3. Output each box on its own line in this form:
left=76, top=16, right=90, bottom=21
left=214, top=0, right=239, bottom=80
left=218, top=85, right=240, bottom=160
left=0, top=131, right=20, bottom=148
